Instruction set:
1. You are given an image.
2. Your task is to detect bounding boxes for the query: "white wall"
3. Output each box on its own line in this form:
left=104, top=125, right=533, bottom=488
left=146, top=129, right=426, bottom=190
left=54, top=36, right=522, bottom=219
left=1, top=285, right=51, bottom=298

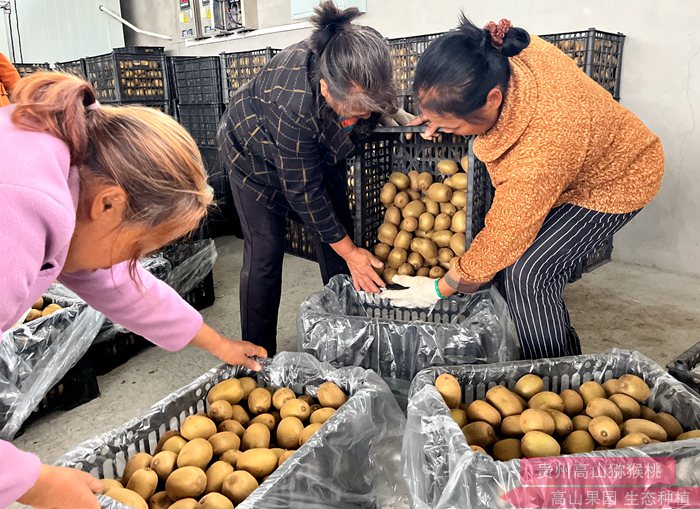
left=0, top=0, right=124, bottom=63
left=123, top=1, right=700, bottom=276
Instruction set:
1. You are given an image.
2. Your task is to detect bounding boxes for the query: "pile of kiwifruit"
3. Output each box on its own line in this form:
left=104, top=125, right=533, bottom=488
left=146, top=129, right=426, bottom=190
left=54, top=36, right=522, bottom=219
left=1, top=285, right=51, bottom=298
left=434, top=373, right=700, bottom=460
left=23, top=296, right=62, bottom=323
left=98, top=378, right=348, bottom=509
left=374, top=159, right=468, bottom=284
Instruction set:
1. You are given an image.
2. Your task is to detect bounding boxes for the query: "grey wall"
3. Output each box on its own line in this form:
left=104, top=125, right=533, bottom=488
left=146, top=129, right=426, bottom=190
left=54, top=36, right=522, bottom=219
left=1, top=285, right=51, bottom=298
left=123, top=0, right=700, bottom=277
left=1, top=0, right=124, bottom=63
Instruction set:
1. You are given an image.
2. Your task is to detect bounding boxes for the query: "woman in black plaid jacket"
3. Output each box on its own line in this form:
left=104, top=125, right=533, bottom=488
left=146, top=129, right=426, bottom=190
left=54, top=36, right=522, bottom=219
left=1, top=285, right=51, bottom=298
left=218, top=1, right=410, bottom=354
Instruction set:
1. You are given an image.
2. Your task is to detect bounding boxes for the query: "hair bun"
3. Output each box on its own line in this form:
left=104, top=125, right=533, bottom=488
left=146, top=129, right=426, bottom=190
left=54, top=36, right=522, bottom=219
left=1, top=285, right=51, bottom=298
left=310, top=1, right=361, bottom=53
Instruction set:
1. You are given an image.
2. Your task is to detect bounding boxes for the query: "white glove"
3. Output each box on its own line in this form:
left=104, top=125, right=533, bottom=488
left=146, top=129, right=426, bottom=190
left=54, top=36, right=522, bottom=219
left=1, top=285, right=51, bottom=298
left=381, top=275, right=441, bottom=309
left=380, top=107, right=416, bottom=127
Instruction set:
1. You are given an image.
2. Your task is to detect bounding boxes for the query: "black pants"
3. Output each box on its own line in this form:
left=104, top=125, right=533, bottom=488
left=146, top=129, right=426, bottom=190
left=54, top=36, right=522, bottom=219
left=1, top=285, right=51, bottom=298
left=502, top=204, right=639, bottom=360
left=230, top=167, right=352, bottom=355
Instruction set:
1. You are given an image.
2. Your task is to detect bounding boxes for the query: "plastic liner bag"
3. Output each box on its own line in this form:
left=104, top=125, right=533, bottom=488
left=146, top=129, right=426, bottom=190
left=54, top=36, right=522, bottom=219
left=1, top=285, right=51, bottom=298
left=0, top=284, right=105, bottom=439
left=161, top=238, right=217, bottom=297
left=56, top=352, right=409, bottom=509
left=95, top=239, right=216, bottom=342
left=298, top=275, right=518, bottom=409
left=402, top=349, right=700, bottom=509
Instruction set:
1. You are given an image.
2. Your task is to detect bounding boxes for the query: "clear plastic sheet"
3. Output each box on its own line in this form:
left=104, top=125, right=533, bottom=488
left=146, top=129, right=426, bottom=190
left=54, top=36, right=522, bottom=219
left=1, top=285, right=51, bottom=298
left=56, top=352, right=409, bottom=509
left=95, top=239, right=217, bottom=342
left=402, top=349, right=700, bottom=509
left=0, top=285, right=105, bottom=439
left=298, top=275, right=519, bottom=410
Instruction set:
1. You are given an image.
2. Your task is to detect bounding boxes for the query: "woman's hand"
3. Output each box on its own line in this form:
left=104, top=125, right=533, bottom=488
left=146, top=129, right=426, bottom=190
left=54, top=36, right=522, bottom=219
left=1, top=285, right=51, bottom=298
left=344, top=246, right=386, bottom=293
left=405, top=114, right=440, bottom=141
left=330, top=235, right=385, bottom=293
left=191, top=324, right=268, bottom=370
left=18, top=464, right=102, bottom=509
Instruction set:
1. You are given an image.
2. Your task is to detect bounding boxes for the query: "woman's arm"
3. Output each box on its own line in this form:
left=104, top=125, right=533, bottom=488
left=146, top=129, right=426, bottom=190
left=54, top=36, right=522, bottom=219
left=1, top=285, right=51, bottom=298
left=0, top=441, right=41, bottom=507
left=58, top=263, right=266, bottom=368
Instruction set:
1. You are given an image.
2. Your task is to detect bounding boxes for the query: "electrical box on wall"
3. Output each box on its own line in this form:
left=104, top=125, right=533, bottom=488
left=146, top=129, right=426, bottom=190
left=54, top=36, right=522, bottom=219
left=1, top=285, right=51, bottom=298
left=197, top=0, right=216, bottom=36
left=213, top=0, right=258, bottom=33
left=178, top=0, right=201, bottom=39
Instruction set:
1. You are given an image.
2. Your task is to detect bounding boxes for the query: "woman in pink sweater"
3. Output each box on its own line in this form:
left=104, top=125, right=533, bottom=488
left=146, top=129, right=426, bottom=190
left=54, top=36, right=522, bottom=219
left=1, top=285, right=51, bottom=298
left=0, top=73, right=267, bottom=508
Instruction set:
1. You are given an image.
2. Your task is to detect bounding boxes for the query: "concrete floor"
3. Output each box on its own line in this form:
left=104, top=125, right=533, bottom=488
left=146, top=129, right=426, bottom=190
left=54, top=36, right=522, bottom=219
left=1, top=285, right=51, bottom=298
left=11, top=236, right=700, bottom=466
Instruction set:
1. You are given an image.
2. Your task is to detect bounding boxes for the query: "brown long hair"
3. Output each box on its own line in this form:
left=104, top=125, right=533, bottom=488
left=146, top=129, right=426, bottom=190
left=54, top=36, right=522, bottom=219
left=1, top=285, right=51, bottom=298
left=11, top=72, right=212, bottom=268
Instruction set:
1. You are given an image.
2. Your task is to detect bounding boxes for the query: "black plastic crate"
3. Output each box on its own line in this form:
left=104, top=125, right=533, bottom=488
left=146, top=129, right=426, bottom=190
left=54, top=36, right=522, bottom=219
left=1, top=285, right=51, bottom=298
left=220, top=47, right=279, bottom=102
left=113, top=46, right=164, bottom=55
left=540, top=28, right=625, bottom=99
left=85, top=51, right=168, bottom=102
left=352, top=129, right=490, bottom=251
left=172, top=56, right=223, bottom=105
left=584, top=236, right=613, bottom=271
left=285, top=218, right=317, bottom=261
left=200, top=147, right=242, bottom=239
left=54, top=58, right=87, bottom=79
left=90, top=332, right=154, bottom=376
left=178, top=103, right=224, bottom=146
left=388, top=33, right=444, bottom=95
left=398, top=94, right=418, bottom=115
left=22, top=354, right=100, bottom=429
left=668, top=342, right=700, bottom=394
left=13, top=62, right=51, bottom=77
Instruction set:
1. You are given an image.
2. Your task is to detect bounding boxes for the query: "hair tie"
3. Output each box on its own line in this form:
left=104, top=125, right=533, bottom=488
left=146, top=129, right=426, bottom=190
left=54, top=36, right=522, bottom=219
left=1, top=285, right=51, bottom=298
left=484, top=18, right=513, bottom=49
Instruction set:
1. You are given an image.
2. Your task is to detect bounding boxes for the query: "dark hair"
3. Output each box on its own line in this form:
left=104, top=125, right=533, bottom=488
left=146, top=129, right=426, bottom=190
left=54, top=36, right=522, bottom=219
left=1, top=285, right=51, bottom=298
left=310, top=1, right=395, bottom=113
left=414, top=15, right=530, bottom=120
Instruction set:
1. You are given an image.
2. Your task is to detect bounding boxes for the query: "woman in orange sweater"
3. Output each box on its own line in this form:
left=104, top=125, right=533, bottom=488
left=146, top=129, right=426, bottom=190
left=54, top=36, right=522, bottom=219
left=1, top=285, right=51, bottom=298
left=0, top=52, right=20, bottom=106
left=384, top=17, right=664, bottom=359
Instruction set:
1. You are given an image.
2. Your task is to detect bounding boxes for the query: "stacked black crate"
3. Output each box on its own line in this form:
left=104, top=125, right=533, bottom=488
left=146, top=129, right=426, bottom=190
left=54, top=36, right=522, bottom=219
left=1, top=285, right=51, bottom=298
left=84, top=46, right=170, bottom=113
left=172, top=56, right=241, bottom=238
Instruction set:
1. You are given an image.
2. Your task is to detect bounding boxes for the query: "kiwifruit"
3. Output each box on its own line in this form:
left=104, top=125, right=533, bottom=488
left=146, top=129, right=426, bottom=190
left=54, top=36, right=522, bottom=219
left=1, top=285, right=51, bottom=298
left=397, top=263, right=415, bottom=276
left=165, top=466, right=207, bottom=501
left=387, top=247, right=408, bottom=269
left=586, top=397, right=624, bottom=424
left=486, top=385, right=524, bottom=417
left=310, top=407, right=335, bottom=424
left=572, top=415, right=592, bottom=431
left=229, top=405, right=250, bottom=426
left=280, top=398, right=312, bottom=420
left=493, top=438, right=523, bottom=461
left=408, top=170, right=420, bottom=191
left=196, top=492, right=234, bottom=509
left=578, top=381, right=606, bottom=406
left=238, top=377, right=257, bottom=398
left=218, top=419, right=245, bottom=437
left=462, top=422, right=496, bottom=448
left=677, top=430, right=700, bottom=441
left=122, top=453, right=153, bottom=486
left=521, top=431, right=560, bottom=458
left=177, top=438, right=213, bottom=469
left=432, top=230, right=453, bottom=248
left=384, top=206, right=402, bottom=226
left=449, top=233, right=466, bottom=256
left=181, top=415, right=217, bottom=441
left=466, top=400, right=502, bottom=428
left=514, top=374, right=544, bottom=400
left=450, top=173, right=468, bottom=190
left=247, top=388, right=272, bottom=415
left=562, top=430, right=595, bottom=454
left=609, top=393, right=641, bottom=421
left=417, top=172, right=434, bottom=191
left=380, top=183, right=397, bottom=205
left=393, top=191, right=410, bottom=209
left=435, top=374, right=461, bottom=408
left=451, top=191, right=467, bottom=209
left=621, top=419, right=667, bottom=442
left=616, top=432, right=652, bottom=449
left=207, top=380, right=244, bottom=405
left=235, top=448, right=278, bottom=478
left=148, top=491, right=172, bottom=509
left=450, top=408, right=468, bottom=428
left=126, top=468, right=158, bottom=501
left=150, top=451, right=177, bottom=481
left=209, top=431, right=241, bottom=456
left=242, top=422, right=271, bottom=450
left=547, top=410, right=574, bottom=436
left=277, top=416, right=304, bottom=449
left=429, top=266, right=446, bottom=278
left=450, top=211, right=467, bottom=233
left=436, top=160, right=458, bottom=176
left=221, top=471, right=258, bottom=505
left=378, top=223, right=399, bottom=246
left=389, top=172, right=410, bottom=190
left=299, top=423, right=323, bottom=446
left=617, top=374, right=651, bottom=403
left=401, top=216, right=419, bottom=232
left=403, top=200, right=426, bottom=219
left=434, top=213, right=452, bottom=231
left=560, top=389, right=584, bottom=416
left=501, top=415, right=524, bottom=436
left=105, top=488, right=148, bottom=509
left=407, top=252, right=424, bottom=271
left=588, top=416, right=621, bottom=446
left=250, top=413, right=276, bottom=431
left=204, top=461, right=234, bottom=494
left=653, top=412, right=684, bottom=440
left=440, top=202, right=457, bottom=216
left=317, top=382, right=346, bottom=409
left=208, top=400, right=233, bottom=423
left=519, top=409, right=555, bottom=434
left=528, top=392, right=565, bottom=412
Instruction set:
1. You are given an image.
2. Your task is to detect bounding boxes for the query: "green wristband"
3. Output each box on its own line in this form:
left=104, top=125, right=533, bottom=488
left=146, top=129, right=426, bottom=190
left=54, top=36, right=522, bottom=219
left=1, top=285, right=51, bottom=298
left=434, top=278, right=446, bottom=299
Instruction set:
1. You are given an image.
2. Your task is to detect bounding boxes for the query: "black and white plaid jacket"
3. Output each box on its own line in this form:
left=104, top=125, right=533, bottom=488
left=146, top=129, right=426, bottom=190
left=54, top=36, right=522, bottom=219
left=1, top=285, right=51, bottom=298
left=217, top=41, right=378, bottom=244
